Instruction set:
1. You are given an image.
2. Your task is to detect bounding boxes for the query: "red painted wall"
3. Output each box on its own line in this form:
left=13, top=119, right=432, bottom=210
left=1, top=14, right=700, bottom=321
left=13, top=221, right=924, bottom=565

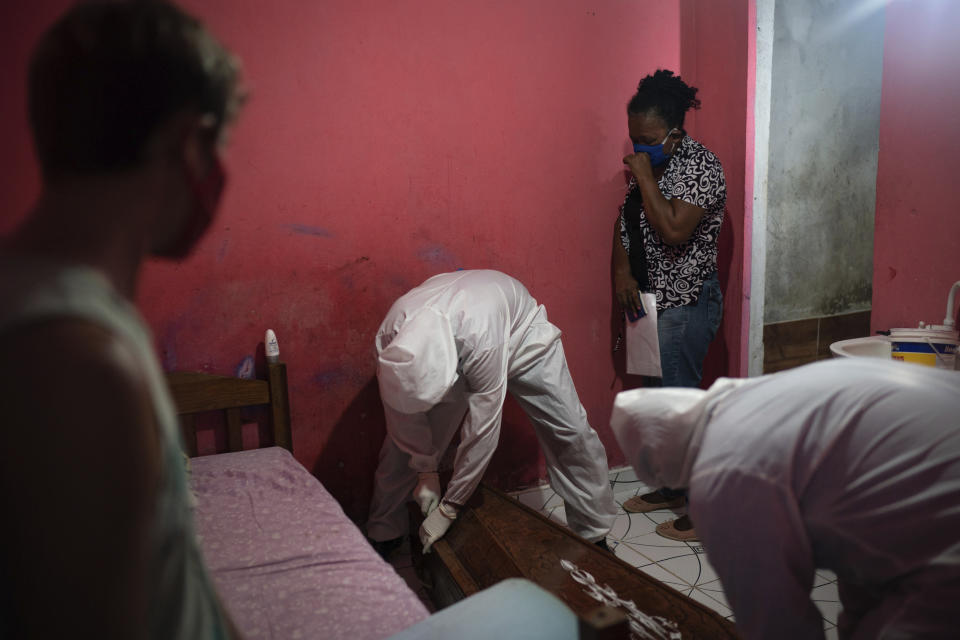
left=1, top=1, right=751, bottom=521
left=873, top=0, right=960, bottom=332
left=679, top=0, right=750, bottom=382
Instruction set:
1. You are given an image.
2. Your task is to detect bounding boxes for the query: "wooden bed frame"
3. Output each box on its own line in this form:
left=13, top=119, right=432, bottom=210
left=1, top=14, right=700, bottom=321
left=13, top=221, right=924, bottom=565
left=162, top=363, right=634, bottom=639
left=166, top=362, right=292, bottom=456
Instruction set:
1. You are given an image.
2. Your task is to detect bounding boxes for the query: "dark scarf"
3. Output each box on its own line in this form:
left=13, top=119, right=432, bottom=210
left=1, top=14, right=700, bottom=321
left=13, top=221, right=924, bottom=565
left=622, top=186, right=650, bottom=291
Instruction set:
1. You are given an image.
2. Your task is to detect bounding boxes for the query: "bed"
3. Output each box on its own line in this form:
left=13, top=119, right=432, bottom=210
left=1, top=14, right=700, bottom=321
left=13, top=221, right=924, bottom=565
left=168, top=363, right=430, bottom=639
left=166, top=361, right=634, bottom=639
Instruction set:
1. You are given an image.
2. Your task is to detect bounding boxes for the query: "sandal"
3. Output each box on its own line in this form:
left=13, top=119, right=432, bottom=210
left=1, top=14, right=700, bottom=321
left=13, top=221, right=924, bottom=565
left=623, top=493, right=686, bottom=513
left=655, top=519, right=699, bottom=542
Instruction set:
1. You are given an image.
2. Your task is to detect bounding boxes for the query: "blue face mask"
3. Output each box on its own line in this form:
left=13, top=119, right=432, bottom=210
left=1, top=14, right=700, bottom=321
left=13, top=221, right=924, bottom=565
left=632, top=129, right=677, bottom=167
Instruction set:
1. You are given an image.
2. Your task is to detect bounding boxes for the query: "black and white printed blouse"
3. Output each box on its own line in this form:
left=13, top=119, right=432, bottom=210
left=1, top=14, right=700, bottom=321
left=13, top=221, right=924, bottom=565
left=618, top=135, right=726, bottom=311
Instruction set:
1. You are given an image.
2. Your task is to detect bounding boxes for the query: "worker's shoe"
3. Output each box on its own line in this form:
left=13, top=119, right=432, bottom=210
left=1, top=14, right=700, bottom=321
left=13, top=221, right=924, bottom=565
left=654, top=516, right=699, bottom=542
left=623, top=492, right=686, bottom=513
left=369, top=536, right=404, bottom=560
left=593, top=538, right=611, bottom=552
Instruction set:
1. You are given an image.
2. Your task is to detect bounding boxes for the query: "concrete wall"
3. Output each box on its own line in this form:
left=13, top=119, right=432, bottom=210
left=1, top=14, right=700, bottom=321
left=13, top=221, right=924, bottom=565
left=748, top=0, right=775, bottom=375
left=872, top=0, right=960, bottom=333
left=679, top=0, right=752, bottom=382
left=763, top=0, right=885, bottom=324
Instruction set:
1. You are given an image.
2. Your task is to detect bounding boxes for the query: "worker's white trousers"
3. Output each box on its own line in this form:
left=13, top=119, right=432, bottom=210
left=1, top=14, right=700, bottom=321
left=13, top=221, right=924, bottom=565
left=367, top=339, right=617, bottom=543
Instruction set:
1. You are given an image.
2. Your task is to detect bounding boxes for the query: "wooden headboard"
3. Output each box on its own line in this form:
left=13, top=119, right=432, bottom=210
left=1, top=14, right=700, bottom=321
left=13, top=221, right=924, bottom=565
left=165, top=361, right=292, bottom=457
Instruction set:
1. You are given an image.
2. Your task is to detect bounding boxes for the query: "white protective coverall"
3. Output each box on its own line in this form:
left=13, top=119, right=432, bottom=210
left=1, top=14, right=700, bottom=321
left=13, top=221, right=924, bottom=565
left=367, top=270, right=617, bottom=543
left=611, top=358, right=960, bottom=640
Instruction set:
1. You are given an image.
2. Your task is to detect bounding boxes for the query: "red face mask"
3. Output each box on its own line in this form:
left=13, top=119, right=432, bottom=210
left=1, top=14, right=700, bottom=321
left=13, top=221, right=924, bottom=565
left=164, top=152, right=227, bottom=259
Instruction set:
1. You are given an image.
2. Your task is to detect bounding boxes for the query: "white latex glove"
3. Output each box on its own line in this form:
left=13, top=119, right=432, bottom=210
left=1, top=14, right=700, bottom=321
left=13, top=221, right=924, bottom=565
left=419, top=502, right=458, bottom=553
left=414, top=471, right=441, bottom=515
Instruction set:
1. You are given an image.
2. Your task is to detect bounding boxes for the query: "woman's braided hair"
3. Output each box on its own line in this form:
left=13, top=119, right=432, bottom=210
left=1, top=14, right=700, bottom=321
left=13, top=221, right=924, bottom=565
left=627, top=69, right=700, bottom=130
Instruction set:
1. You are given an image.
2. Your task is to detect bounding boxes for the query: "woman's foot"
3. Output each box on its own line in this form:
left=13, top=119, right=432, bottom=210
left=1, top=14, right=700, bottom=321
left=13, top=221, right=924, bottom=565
left=623, top=491, right=686, bottom=513
left=655, top=515, right=698, bottom=541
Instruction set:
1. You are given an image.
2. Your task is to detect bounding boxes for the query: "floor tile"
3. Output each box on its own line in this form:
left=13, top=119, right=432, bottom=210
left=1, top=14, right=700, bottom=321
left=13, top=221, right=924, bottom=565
left=621, top=511, right=685, bottom=536
left=607, top=513, right=637, bottom=543
left=633, top=561, right=690, bottom=591
left=816, top=569, right=838, bottom=584
left=612, top=482, right=650, bottom=502
left=615, top=527, right=695, bottom=563
left=695, top=581, right=730, bottom=610
left=608, top=465, right=636, bottom=480
left=515, top=485, right=557, bottom=512
left=689, top=587, right=733, bottom=618
left=610, top=515, right=658, bottom=543
left=611, top=539, right=654, bottom=568
left=657, top=551, right=719, bottom=588
left=637, top=510, right=686, bottom=526
left=543, top=492, right=565, bottom=510
left=545, top=505, right=567, bottom=525
left=813, top=572, right=833, bottom=588
left=811, top=582, right=841, bottom=625
left=696, top=577, right=723, bottom=591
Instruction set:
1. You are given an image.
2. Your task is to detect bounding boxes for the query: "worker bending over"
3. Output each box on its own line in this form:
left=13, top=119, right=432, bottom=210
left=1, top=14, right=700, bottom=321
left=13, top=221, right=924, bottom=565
left=367, top=270, right=617, bottom=553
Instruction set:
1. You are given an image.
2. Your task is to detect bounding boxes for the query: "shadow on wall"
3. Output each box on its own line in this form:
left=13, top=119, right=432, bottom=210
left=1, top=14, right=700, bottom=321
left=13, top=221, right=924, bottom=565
left=484, top=394, right=546, bottom=492
left=313, top=376, right=388, bottom=524
left=315, top=375, right=547, bottom=522
left=610, top=211, right=735, bottom=391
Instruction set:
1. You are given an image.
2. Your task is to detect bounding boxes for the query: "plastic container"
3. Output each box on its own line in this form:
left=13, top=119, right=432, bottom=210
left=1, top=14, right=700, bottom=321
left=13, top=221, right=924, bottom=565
left=889, top=325, right=959, bottom=370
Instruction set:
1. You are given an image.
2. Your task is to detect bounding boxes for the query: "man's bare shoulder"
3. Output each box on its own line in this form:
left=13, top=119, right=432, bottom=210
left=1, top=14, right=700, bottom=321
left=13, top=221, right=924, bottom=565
left=0, top=317, right=156, bottom=462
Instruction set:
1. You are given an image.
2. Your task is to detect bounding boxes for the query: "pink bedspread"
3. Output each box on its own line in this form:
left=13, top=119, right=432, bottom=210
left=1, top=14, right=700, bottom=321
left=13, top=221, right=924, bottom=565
left=190, top=447, right=429, bottom=639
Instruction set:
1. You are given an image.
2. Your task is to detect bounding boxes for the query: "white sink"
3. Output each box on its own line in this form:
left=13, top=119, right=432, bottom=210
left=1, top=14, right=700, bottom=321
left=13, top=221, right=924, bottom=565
left=829, top=336, right=892, bottom=359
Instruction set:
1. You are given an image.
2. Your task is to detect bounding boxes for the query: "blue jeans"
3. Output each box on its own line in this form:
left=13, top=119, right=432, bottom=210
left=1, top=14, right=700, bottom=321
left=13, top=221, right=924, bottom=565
left=653, top=273, right=723, bottom=389
left=650, top=273, right=722, bottom=501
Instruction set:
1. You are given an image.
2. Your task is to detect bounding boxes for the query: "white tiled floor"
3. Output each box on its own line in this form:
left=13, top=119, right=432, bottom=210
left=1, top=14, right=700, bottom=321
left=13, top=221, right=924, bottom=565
left=511, top=466, right=842, bottom=637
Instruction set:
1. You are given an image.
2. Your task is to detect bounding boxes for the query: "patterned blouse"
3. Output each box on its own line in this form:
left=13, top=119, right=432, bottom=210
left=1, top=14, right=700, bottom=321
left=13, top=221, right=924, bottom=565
left=618, top=135, right=726, bottom=311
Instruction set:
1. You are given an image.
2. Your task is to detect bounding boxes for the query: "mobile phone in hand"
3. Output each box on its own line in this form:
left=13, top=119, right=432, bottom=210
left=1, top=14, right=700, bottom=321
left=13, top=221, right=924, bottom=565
left=625, top=294, right=646, bottom=322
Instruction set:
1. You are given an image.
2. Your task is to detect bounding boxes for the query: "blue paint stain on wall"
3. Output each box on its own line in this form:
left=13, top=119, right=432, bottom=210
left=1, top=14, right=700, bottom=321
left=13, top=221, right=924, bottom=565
left=158, top=291, right=209, bottom=372
left=283, top=223, right=333, bottom=238
left=217, top=237, right=230, bottom=262
left=417, top=244, right=458, bottom=266
left=161, top=320, right=187, bottom=371
left=312, top=368, right=347, bottom=387
left=235, top=355, right=256, bottom=380
left=161, top=339, right=177, bottom=371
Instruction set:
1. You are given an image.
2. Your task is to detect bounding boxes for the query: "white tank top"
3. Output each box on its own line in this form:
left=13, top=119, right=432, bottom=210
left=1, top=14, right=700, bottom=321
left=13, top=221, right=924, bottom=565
left=0, top=257, right=228, bottom=639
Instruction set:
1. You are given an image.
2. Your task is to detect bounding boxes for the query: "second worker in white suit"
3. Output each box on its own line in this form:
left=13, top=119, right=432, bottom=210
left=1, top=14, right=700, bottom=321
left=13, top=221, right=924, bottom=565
left=366, top=269, right=617, bottom=553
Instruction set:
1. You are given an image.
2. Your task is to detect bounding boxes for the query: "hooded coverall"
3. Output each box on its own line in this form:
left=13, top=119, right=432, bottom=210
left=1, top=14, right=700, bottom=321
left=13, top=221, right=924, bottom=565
left=367, top=270, right=617, bottom=543
left=611, top=359, right=960, bottom=639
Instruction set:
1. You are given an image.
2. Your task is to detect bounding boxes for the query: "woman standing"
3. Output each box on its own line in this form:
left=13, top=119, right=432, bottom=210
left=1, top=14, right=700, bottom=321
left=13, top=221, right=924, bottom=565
left=612, top=70, right=725, bottom=541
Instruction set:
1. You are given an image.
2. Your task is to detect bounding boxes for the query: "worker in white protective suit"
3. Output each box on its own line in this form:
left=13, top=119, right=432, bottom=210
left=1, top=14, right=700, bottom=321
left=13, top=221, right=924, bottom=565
left=366, top=270, right=617, bottom=554
left=610, top=358, right=960, bottom=640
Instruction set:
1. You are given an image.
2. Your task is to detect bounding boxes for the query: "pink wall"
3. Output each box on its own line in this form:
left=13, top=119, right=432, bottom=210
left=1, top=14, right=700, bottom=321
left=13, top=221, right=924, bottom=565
left=0, top=1, right=752, bottom=521
left=873, top=0, right=960, bottom=332
left=680, top=0, right=750, bottom=382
